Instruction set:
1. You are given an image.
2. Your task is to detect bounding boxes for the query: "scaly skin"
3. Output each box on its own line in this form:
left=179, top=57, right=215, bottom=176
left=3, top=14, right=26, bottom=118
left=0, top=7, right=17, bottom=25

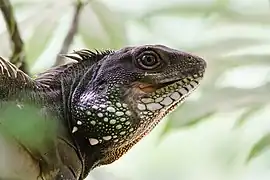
left=0, top=44, right=206, bottom=180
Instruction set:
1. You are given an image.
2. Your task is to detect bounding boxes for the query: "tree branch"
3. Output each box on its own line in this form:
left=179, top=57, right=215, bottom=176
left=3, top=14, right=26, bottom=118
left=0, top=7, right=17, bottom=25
left=54, top=0, right=85, bottom=66
left=0, top=0, right=28, bottom=73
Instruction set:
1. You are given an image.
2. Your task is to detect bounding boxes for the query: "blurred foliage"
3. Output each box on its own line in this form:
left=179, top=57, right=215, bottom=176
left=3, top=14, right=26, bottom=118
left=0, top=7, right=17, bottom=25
left=0, top=102, right=57, bottom=151
left=1, top=0, right=270, bottom=180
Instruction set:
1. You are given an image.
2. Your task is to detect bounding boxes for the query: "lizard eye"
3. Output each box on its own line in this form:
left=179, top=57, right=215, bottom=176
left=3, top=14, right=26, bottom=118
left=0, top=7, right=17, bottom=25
left=136, top=53, right=161, bottom=70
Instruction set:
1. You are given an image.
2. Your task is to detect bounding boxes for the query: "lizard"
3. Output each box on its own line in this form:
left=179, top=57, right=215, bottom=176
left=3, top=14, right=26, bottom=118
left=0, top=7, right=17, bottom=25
left=0, top=44, right=206, bottom=180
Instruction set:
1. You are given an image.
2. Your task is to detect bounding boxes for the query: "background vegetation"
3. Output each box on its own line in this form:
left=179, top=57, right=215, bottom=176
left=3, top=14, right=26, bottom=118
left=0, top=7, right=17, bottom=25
left=0, top=0, right=270, bottom=180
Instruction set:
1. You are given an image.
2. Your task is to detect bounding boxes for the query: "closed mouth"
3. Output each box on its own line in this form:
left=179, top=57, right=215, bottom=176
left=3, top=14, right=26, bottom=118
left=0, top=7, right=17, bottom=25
left=138, top=79, right=179, bottom=93
left=135, top=70, right=204, bottom=94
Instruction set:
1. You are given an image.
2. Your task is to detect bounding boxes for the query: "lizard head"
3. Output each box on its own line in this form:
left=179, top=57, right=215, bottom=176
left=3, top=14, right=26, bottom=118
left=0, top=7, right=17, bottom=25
left=69, top=44, right=206, bottom=168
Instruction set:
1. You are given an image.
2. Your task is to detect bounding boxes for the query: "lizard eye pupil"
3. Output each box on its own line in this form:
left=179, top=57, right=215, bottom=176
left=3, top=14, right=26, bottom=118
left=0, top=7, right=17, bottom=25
left=142, top=55, right=156, bottom=65
left=137, top=54, right=160, bottom=70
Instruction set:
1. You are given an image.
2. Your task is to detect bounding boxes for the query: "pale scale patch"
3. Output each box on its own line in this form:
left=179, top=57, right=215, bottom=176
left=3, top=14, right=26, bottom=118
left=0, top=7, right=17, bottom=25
left=170, top=92, right=180, bottom=100
left=116, top=111, right=124, bottom=116
left=116, top=103, right=122, bottom=107
left=155, top=97, right=163, bottom=103
left=141, top=98, right=154, bottom=104
left=110, top=119, right=116, bottom=124
left=125, top=110, right=132, bottom=116
left=72, top=126, right=78, bottom=133
left=120, top=118, right=126, bottom=122
left=137, top=103, right=146, bottom=111
left=186, top=84, right=193, bottom=90
left=100, top=104, right=106, bottom=108
left=77, top=121, right=82, bottom=125
left=160, top=97, right=173, bottom=106
left=97, top=113, right=103, bottom=117
left=107, top=106, right=116, bottom=112
left=146, top=103, right=163, bottom=111
left=190, top=81, right=198, bottom=87
left=89, top=138, right=99, bottom=145
left=103, top=136, right=112, bottom=141
left=116, top=124, right=122, bottom=129
left=90, top=120, right=96, bottom=125
left=179, top=88, right=188, bottom=95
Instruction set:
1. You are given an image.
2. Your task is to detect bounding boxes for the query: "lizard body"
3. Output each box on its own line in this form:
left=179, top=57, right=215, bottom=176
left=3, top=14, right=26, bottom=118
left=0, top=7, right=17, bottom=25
left=0, top=44, right=206, bottom=180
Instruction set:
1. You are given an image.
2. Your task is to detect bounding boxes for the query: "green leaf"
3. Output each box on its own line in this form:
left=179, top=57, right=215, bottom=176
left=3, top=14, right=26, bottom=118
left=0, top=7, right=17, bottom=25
left=141, top=4, right=224, bottom=18
left=79, top=1, right=127, bottom=49
left=246, top=133, right=270, bottom=163
left=90, top=1, right=127, bottom=48
left=159, top=111, right=215, bottom=139
left=25, top=16, right=58, bottom=67
left=0, top=102, right=57, bottom=151
left=189, top=39, right=268, bottom=57
left=233, top=106, right=263, bottom=128
left=139, top=3, right=270, bottom=24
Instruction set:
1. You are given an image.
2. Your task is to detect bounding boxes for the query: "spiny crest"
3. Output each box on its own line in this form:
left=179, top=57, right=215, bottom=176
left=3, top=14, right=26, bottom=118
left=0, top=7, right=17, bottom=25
left=62, top=49, right=114, bottom=62
left=35, top=49, right=114, bottom=87
left=0, top=56, right=38, bottom=88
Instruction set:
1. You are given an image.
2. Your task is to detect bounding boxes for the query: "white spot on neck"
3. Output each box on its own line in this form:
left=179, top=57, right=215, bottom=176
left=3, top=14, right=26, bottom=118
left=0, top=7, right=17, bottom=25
left=72, top=126, right=78, bottom=133
left=77, top=121, right=82, bottom=125
left=103, top=136, right=112, bottom=140
left=100, top=104, right=106, bottom=108
left=89, top=138, right=99, bottom=145
left=97, top=113, right=104, bottom=117
left=116, top=124, right=122, bottom=129
left=137, top=103, right=146, bottom=111
left=116, top=102, right=122, bottom=107
left=116, top=111, right=124, bottom=116
left=110, top=119, right=116, bottom=124
left=120, top=131, right=126, bottom=135
left=120, top=118, right=126, bottom=122
left=90, top=120, right=96, bottom=125
left=125, top=110, right=132, bottom=116
left=107, top=106, right=116, bottom=112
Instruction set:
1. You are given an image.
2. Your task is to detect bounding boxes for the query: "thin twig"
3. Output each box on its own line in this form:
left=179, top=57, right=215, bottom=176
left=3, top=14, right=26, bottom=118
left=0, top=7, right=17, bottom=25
left=0, top=0, right=28, bottom=73
left=54, top=0, right=85, bottom=66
